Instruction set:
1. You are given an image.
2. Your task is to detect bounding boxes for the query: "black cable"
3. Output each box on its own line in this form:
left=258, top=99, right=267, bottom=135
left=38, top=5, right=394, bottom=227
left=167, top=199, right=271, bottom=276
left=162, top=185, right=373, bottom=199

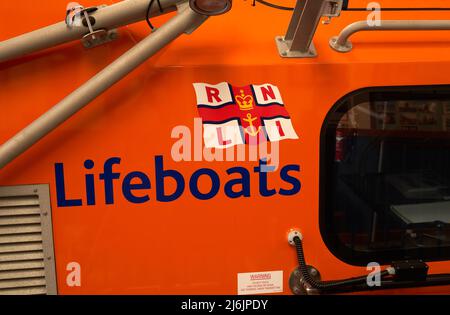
left=254, top=0, right=294, bottom=11
left=293, top=236, right=390, bottom=291
left=146, top=0, right=164, bottom=30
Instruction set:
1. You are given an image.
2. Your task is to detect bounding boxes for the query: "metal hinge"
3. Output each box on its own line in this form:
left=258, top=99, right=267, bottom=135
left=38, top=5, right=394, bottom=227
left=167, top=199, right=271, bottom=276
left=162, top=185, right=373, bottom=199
left=66, top=3, right=119, bottom=49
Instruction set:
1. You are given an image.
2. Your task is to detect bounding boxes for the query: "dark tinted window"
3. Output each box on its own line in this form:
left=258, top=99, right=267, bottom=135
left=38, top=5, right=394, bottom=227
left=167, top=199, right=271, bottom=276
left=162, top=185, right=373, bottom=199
left=321, top=86, right=450, bottom=266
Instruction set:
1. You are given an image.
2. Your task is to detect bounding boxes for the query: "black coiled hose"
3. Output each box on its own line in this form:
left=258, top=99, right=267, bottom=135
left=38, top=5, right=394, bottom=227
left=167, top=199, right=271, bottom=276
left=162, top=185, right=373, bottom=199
left=293, top=236, right=390, bottom=291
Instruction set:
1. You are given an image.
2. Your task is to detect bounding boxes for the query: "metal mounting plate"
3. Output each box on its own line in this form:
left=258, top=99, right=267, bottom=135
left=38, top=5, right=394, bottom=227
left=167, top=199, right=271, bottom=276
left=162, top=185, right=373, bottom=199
left=275, top=36, right=317, bottom=58
left=82, top=29, right=119, bottom=48
left=329, top=35, right=352, bottom=53
left=289, top=266, right=322, bottom=295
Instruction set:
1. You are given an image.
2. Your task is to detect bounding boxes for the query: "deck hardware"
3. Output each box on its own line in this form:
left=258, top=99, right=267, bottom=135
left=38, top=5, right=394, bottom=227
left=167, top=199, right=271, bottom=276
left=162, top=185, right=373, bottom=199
left=276, top=0, right=343, bottom=58
left=81, top=28, right=119, bottom=48
left=80, top=5, right=119, bottom=48
left=66, top=3, right=118, bottom=48
left=0, top=0, right=216, bottom=170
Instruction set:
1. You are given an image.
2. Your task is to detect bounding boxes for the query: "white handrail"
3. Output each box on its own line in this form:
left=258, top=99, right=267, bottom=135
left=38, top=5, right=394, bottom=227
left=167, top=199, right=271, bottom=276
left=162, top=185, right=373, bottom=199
left=330, top=20, right=450, bottom=53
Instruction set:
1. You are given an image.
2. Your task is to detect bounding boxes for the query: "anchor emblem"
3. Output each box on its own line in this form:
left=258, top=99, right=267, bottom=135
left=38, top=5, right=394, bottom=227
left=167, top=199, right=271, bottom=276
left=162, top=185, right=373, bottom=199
left=243, top=113, right=261, bottom=136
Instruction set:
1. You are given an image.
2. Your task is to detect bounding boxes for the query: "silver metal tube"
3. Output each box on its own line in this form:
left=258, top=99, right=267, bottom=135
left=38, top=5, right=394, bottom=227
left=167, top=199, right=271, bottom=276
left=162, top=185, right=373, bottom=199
left=330, top=20, right=450, bottom=52
left=0, top=7, right=207, bottom=170
left=288, top=0, right=326, bottom=53
left=0, top=0, right=180, bottom=63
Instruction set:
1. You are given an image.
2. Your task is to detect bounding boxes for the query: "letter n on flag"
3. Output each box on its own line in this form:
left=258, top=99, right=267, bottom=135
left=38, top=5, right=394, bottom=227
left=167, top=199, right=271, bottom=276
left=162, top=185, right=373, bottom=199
left=193, top=82, right=299, bottom=149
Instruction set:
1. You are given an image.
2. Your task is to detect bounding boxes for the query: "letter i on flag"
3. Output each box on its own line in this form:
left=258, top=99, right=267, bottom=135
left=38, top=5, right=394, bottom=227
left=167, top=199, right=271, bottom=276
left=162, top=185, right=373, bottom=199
left=193, top=82, right=299, bottom=149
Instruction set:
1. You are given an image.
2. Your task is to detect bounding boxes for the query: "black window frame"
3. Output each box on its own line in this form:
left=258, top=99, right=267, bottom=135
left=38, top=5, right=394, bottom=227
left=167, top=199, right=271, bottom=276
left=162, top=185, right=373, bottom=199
left=320, top=84, right=450, bottom=266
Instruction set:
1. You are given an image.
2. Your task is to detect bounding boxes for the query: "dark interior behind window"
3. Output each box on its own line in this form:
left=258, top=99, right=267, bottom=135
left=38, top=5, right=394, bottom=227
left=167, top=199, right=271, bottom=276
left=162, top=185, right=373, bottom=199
left=320, top=86, right=450, bottom=266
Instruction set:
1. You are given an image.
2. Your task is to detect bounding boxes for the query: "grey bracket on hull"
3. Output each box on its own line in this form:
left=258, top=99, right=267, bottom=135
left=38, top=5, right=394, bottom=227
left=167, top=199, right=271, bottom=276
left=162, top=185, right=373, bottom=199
left=75, top=5, right=120, bottom=49
left=276, top=0, right=343, bottom=58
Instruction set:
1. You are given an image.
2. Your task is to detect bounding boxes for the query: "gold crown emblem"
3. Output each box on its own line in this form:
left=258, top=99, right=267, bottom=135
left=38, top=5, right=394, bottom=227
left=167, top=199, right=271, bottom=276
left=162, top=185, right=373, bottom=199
left=236, top=90, right=254, bottom=111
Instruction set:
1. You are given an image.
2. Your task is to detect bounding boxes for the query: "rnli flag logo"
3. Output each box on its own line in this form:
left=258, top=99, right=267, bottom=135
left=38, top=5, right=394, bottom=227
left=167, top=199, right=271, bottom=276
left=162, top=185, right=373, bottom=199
left=194, top=82, right=299, bottom=149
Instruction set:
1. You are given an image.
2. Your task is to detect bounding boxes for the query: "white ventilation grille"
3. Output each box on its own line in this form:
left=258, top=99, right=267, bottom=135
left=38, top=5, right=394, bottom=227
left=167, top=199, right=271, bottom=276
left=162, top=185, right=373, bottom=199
left=0, top=185, right=57, bottom=295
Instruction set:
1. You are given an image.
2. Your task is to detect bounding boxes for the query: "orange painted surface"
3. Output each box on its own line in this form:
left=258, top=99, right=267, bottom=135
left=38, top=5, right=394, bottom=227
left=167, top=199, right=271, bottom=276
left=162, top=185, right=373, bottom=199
left=0, top=0, right=450, bottom=294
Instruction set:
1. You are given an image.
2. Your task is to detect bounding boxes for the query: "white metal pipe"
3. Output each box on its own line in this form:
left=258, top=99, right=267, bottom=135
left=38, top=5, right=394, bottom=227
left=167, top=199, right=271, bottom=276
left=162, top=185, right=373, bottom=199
left=0, top=0, right=180, bottom=63
left=0, top=6, right=207, bottom=170
left=330, top=20, right=450, bottom=52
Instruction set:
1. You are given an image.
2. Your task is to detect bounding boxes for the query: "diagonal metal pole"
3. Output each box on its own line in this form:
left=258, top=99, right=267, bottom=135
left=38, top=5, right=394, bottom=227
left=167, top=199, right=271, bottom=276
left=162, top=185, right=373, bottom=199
left=0, top=6, right=208, bottom=170
left=0, top=0, right=180, bottom=63
left=288, top=0, right=326, bottom=53
left=275, top=0, right=328, bottom=58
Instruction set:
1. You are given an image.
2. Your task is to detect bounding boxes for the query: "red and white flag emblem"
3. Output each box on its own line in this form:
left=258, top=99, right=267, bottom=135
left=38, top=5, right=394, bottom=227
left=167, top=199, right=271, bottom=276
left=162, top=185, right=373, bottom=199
left=194, top=82, right=299, bottom=148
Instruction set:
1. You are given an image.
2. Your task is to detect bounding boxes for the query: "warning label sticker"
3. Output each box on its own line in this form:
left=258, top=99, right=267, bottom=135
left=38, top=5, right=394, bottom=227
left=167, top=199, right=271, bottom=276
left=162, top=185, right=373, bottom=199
left=237, top=270, right=283, bottom=295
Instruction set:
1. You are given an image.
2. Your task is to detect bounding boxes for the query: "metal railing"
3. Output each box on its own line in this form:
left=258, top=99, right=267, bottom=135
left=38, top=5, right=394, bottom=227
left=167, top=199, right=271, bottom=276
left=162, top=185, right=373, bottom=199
left=330, top=20, right=450, bottom=53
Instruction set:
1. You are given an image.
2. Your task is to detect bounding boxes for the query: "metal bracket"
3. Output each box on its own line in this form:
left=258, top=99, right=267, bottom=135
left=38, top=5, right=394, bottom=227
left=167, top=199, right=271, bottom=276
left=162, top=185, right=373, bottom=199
left=322, top=0, right=343, bottom=25
left=66, top=3, right=119, bottom=49
left=289, top=266, right=322, bottom=295
left=275, top=36, right=317, bottom=58
left=0, top=3, right=209, bottom=170
left=276, top=0, right=343, bottom=58
left=81, top=28, right=119, bottom=48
